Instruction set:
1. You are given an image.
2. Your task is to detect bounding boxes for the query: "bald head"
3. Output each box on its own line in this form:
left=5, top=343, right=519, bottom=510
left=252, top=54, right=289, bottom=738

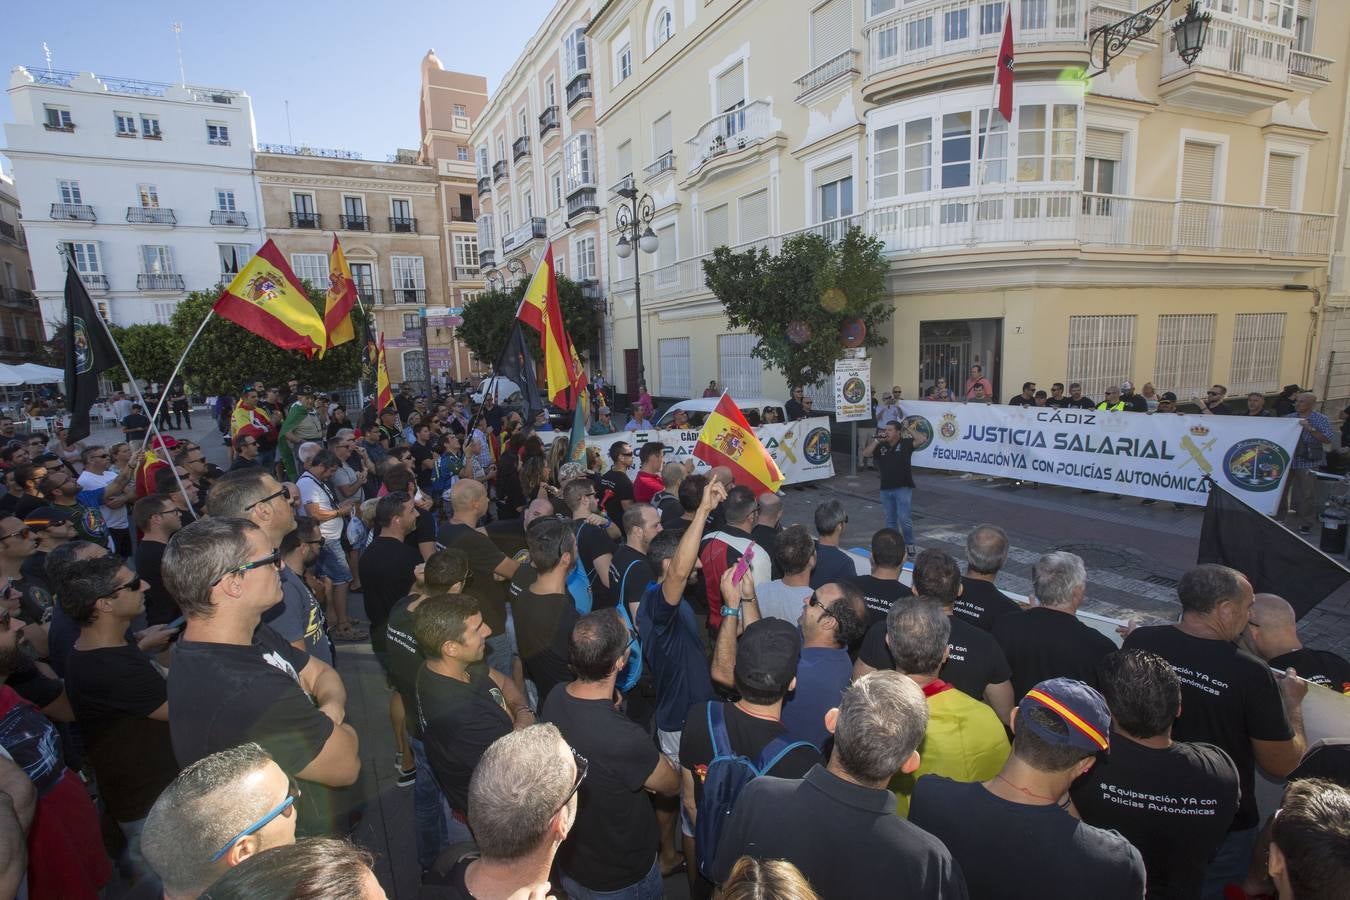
left=524, top=499, right=554, bottom=527
left=757, top=492, right=782, bottom=527
left=1245, top=593, right=1300, bottom=662
left=661, top=462, right=686, bottom=490
left=450, top=478, right=486, bottom=514
left=710, top=466, right=733, bottom=488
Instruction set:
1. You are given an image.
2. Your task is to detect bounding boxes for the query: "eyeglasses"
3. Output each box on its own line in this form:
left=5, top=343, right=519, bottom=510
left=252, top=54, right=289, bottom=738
left=551, top=746, right=589, bottom=818
left=210, top=775, right=302, bottom=862
left=1206, top=391, right=1219, bottom=397
left=304, top=538, right=323, bottom=546
left=213, top=550, right=284, bottom=585
left=243, top=487, right=288, bottom=511
left=100, top=576, right=145, bottom=599
left=0, top=527, right=31, bottom=541
left=808, top=592, right=836, bottom=622
left=89, top=453, right=109, bottom=459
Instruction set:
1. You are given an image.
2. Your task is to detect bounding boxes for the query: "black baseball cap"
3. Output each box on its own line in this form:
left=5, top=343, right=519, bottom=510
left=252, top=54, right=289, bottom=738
left=735, top=618, right=801, bottom=697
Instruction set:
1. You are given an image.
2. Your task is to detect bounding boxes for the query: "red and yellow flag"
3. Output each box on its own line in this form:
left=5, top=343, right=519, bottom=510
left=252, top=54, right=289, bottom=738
left=693, top=393, right=785, bottom=496
left=375, top=334, right=393, bottom=412
left=517, top=246, right=585, bottom=408
left=215, top=240, right=327, bottom=358
left=324, top=235, right=358, bottom=351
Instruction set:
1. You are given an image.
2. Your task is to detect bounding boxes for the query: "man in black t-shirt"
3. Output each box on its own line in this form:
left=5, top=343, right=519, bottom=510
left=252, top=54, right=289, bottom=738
left=381, top=466, right=437, bottom=560
left=1124, top=565, right=1307, bottom=897
left=993, top=551, right=1116, bottom=700
left=848, top=527, right=911, bottom=629
left=543, top=610, right=681, bottom=895
left=1007, top=381, right=1036, bottom=406
left=598, top=441, right=635, bottom=523
left=514, top=518, right=581, bottom=703
left=1063, top=382, right=1095, bottom=410
left=861, top=420, right=922, bottom=552
left=855, top=549, right=1015, bottom=726
left=611, top=504, right=660, bottom=617
left=953, top=524, right=1022, bottom=631
left=1244, top=592, right=1350, bottom=695
left=165, top=518, right=360, bottom=837
left=653, top=461, right=689, bottom=531
left=409, top=423, right=437, bottom=493
left=61, top=555, right=179, bottom=871
left=442, top=479, right=520, bottom=677
left=562, top=477, right=620, bottom=604
left=1072, top=650, right=1239, bottom=900
left=911, top=678, right=1145, bottom=900
left=750, top=492, right=783, bottom=579
left=132, top=494, right=183, bottom=626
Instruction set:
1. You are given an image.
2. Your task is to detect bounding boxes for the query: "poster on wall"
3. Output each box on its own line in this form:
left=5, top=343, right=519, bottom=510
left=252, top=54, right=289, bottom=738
left=833, top=358, right=871, bottom=423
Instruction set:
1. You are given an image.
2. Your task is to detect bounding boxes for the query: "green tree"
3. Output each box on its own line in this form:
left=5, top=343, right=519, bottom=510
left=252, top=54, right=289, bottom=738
left=168, top=287, right=368, bottom=396
left=106, top=323, right=182, bottom=388
left=702, top=226, right=893, bottom=388
left=457, top=275, right=597, bottom=367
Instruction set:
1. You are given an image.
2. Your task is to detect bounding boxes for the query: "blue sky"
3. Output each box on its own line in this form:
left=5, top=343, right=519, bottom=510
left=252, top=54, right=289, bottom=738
left=0, top=0, right=551, bottom=173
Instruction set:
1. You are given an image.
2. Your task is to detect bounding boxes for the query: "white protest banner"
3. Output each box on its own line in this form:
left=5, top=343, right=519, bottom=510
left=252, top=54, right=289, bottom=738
left=897, top=400, right=1300, bottom=513
left=834, top=358, right=871, bottom=423
left=539, top=417, right=836, bottom=485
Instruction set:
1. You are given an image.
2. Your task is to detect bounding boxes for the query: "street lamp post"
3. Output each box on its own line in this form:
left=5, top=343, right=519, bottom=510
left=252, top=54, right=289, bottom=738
left=1087, top=0, right=1211, bottom=76
left=613, top=184, right=658, bottom=393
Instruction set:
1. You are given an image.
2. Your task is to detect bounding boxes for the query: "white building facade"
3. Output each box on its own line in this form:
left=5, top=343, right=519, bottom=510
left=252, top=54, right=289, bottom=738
left=4, top=66, right=263, bottom=336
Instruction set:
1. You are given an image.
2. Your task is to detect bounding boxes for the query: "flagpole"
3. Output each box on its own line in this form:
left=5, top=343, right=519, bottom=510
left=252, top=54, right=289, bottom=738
left=968, top=2, right=1012, bottom=247
left=59, top=247, right=202, bottom=519
left=140, top=308, right=215, bottom=454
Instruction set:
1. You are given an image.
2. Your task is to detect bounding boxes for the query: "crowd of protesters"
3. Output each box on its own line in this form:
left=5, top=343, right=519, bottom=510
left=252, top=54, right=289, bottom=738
left=0, top=372, right=1345, bottom=900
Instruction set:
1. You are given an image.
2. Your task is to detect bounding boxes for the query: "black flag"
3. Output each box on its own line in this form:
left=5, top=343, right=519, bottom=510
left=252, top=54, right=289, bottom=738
left=1198, top=478, right=1350, bottom=619
left=62, top=260, right=119, bottom=443
left=493, top=322, right=544, bottom=417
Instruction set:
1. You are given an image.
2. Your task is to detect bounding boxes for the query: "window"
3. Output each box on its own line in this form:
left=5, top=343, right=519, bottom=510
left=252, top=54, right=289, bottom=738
left=874, top=125, right=900, bottom=200
left=140, top=114, right=161, bottom=138
left=391, top=198, right=412, bottom=222
left=293, top=193, right=315, bottom=214
left=1083, top=127, right=1123, bottom=214
left=477, top=146, right=489, bottom=177
left=653, top=8, right=673, bottom=48
left=814, top=158, right=854, bottom=222
left=979, top=1, right=1006, bottom=34
left=617, top=141, right=633, bottom=180
left=59, top=180, right=82, bottom=205
left=1155, top=314, right=1215, bottom=401
left=655, top=223, right=677, bottom=282
left=1231, top=313, right=1286, bottom=394
left=904, top=119, right=932, bottom=194
left=1021, top=0, right=1047, bottom=29
left=138, top=185, right=160, bottom=208
left=206, top=122, right=230, bottom=145
left=141, top=245, right=174, bottom=274
left=659, top=337, right=691, bottom=397
left=811, top=0, right=851, bottom=67
left=705, top=205, right=729, bottom=249
left=478, top=215, right=494, bottom=248
left=216, top=189, right=237, bottom=211
left=906, top=15, right=934, bottom=51
left=218, top=243, right=250, bottom=276
left=941, top=112, right=973, bottom=189
left=869, top=0, right=896, bottom=16
left=457, top=146, right=469, bottom=161
left=618, top=44, right=632, bottom=82
left=718, top=333, right=762, bottom=397
left=404, top=313, right=420, bottom=331
left=523, top=190, right=534, bottom=219
left=343, top=196, right=365, bottom=218
left=1180, top=141, right=1218, bottom=201
left=978, top=110, right=1009, bottom=184
left=115, top=112, right=137, bottom=136
left=1067, top=315, right=1135, bottom=399
left=461, top=290, right=482, bottom=304
left=1264, top=152, right=1298, bottom=209
left=391, top=256, right=427, bottom=303
left=454, top=103, right=467, bottom=117
left=574, top=235, right=597, bottom=280
left=62, top=241, right=100, bottom=274
left=739, top=190, right=769, bottom=243
left=502, top=208, right=512, bottom=233
left=564, top=132, right=595, bottom=193
left=551, top=171, right=563, bottom=209
left=291, top=253, right=328, bottom=285
left=1016, top=104, right=1077, bottom=182
left=555, top=254, right=566, bottom=280
left=944, top=6, right=970, bottom=41
left=652, top=113, right=673, bottom=162
left=518, top=109, right=528, bottom=139
left=716, top=63, right=746, bottom=135
left=564, top=27, right=588, bottom=81
left=155, top=302, right=175, bottom=325
left=496, top=136, right=506, bottom=163
left=546, top=78, right=557, bottom=108
left=43, top=106, right=73, bottom=129
left=453, top=235, right=480, bottom=269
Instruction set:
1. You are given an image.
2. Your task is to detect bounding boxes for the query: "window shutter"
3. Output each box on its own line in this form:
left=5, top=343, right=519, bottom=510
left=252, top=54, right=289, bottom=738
left=716, top=63, right=745, bottom=111
left=652, top=114, right=673, bottom=155
left=618, top=140, right=633, bottom=178
left=811, top=0, right=851, bottom=67
left=704, top=205, right=729, bottom=249
left=1264, top=152, right=1296, bottom=209
left=813, top=158, right=853, bottom=189
left=738, top=191, right=769, bottom=242
left=1180, top=142, right=1217, bottom=201
left=1297, top=0, right=1312, bottom=16
left=1084, top=127, right=1124, bottom=161
left=656, top=224, right=676, bottom=267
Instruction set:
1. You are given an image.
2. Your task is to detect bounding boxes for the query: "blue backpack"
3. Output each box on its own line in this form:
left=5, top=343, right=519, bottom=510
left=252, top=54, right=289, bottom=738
left=694, top=702, right=814, bottom=880
left=566, top=522, right=595, bottom=614
left=610, top=561, right=647, bottom=694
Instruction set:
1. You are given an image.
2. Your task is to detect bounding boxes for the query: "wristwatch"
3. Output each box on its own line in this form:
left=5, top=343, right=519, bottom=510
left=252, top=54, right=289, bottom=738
left=720, top=605, right=742, bottom=620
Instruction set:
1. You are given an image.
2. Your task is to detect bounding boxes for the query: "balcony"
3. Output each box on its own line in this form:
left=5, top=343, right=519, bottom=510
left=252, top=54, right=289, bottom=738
left=512, top=136, right=530, bottom=163
left=501, top=217, right=547, bottom=254
left=210, top=209, right=249, bottom=226
left=539, top=106, right=560, bottom=139
left=1289, top=49, right=1333, bottom=83
left=51, top=203, right=96, bottom=222
left=0, top=222, right=17, bottom=243
left=477, top=176, right=492, bottom=196
left=579, top=279, right=603, bottom=302
left=79, top=273, right=109, bottom=292
left=454, top=266, right=480, bottom=280
left=687, top=100, right=776, bottom=176
left=479, top=249, right=497, bottom=270
left=138, top=273, right=185, bottom=291
left=389, top=216, right=418, bottom=233
left=391, top=288, right=427, bottom=304
left=448, top=208, right=476, bottom=223
left=492, top=160, right=508, bottom=183
left=0, top=287, right=37, bottom=308
left=340, top=214, right=370, bottom=231
left=566, top=73, right=593, bottom=111
left=795, top=49, right=859, bottom=101
left=644, top=151, right=677, bottom=180
left=1159, top=10, right=1294, bottom=114
left=566, top=189, right=600, bottom=222
left=290, top=211, right=321, bottom=229
left=43, top=121, right=75, bottom=133
left=126, top=207, right=177, bottom=225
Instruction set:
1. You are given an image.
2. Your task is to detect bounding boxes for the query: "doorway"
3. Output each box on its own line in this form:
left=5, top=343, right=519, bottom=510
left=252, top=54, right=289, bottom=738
left=918, top=319, right=1003, bottom=400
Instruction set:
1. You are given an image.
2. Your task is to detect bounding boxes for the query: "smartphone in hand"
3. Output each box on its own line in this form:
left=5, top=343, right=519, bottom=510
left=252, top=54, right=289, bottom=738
left=732, top=545, right=754, bottom=585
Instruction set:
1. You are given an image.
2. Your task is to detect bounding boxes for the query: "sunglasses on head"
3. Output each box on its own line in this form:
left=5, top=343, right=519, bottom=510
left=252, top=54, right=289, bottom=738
left=213, top=549, right=284, bottom=585
left=244, top=487, right=288, bottom=511
left=551, top=746, right=589, bottom=817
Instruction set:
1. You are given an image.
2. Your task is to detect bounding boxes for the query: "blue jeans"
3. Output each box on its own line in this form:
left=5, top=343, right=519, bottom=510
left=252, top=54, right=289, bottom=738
left=409, top=736, right=459, bottom=871
left=561, top=855, right=662, bottom=900
left=315, top=537, right=352, bottom=583
left=880, top=487, right=914, bottom=545
left=1202, top=826, right=1258, bottom=900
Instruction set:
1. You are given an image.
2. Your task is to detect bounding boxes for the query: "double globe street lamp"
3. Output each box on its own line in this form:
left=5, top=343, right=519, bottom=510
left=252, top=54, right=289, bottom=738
left=613, top=182, right=658, bottom=390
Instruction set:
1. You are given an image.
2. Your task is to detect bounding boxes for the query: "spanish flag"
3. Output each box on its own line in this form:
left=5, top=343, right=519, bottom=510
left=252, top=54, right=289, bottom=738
left=324, top=235, right=358, bottom=351
left=517, top=246, right=585, bottom=408
left=693, top=393, right=784, bottom=496
left=215, top=240, right=328, bottom=358
left=375, top=334, right=393, bottom=412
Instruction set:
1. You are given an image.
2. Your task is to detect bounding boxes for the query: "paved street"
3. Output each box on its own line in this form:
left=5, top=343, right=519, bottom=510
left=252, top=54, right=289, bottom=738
left=87, top=413, right=1348, bottom=898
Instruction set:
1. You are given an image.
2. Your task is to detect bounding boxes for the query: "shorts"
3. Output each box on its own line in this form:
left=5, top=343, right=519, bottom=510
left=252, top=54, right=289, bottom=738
left=315, top=537, right=352, bottom=584
left=658, top=729, right=694, bottom=838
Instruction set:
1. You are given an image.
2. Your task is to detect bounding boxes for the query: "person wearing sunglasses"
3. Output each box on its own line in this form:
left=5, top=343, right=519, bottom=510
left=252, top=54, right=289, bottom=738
left=1194, top=384, right=1233, bottom=416
left=23, top=506, right=79, bottom=586
left=141, top=743, right=299, bottom=897
left=39, top=468, right=112, bottom=550
left=77, top=444, right=139, bottom=559
left=230, top=433, right=261, bottom=471
left=165, top=519, right=361, bottom=838
left=61, top=556, right=180, bottom=877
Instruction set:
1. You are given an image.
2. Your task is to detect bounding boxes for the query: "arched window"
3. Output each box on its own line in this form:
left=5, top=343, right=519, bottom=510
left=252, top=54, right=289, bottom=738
left=652, top=7, right=673, bottom=48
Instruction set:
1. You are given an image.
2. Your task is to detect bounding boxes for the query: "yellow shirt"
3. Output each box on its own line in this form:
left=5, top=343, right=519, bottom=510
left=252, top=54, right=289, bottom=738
left=890, top=680, right=1011, bottom=817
